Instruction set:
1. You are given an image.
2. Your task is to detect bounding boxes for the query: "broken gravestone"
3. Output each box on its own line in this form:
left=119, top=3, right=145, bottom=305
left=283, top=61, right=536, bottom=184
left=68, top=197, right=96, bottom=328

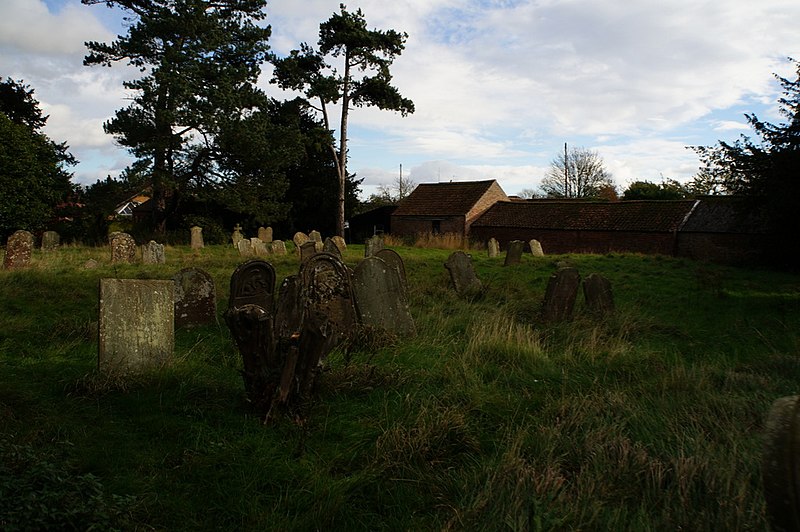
left=274, top=275, right=303, bottom=340
left=300, top=252, right=358, bottom=351
left=487, top=238, right=499, bottom=258
left=323, top=237, right=342, bottom=258
left=762, top=395, right=800, bottom=532
left=300, top=240, right=318, bottom=262
left=504, top=240, right=525, bottom=266
left=98, top=279, right=174, bottom=374
left=41, top=231, right=60, bottom=251
left=541, top=267, right=581, bottom=322
left=3, top=230, right=34, bottom=269
left=444, top=251, right=482, bottom=297
left=173, top=267, right=217, bottom=328
left=583, top=273, right=614, bottom=315
left=110, top=233, right=137, bottom=264
left=352, top=256, right=415, bottom=336
left=142, top=240, right=165, bottom=264
left=529, top=239, right=545, bottom=257
left=375, top=248, right=409, bottom=296
left=365, top=235, right=385, bottom=257
left=190, top=226, right=204, bottom=249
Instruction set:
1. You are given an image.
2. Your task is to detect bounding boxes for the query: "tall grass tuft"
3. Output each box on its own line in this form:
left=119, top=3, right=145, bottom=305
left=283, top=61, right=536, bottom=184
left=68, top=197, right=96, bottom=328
left=413, top=231, right=465, bottom=249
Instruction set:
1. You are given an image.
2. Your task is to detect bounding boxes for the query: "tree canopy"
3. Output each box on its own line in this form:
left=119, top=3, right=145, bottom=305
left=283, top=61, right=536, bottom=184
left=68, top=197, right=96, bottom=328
left=540, top=145, right=614, bottom=198
left=270, top=3, right=414, bottom=236
left=622, top=179, right=688, bottom=200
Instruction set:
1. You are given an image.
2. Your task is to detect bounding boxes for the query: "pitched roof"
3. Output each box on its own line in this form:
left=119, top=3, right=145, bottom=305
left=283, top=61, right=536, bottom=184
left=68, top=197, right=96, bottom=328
left=472, top=199, right=698, bottom=232
left=392, top=180, right=502, bottom=217
left=680, top=196, right=769, bottom=234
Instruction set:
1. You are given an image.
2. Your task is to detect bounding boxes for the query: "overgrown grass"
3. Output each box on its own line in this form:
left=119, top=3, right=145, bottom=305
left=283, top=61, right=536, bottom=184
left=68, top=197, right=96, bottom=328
left=1, top=243, right=799, bottom=530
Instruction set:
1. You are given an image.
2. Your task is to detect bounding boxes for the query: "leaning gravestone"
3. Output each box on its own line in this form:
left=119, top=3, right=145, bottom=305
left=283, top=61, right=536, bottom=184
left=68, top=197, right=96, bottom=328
left=3, top=230, right=34, bottom=269
left=322, top=237, right=342, bottom=258
left=504, top=240, right=525, bottom=266
left=444, top=251, right=482, bottom=296
left=142, top=240, right=165, bottom=264
left=762, top=395, right=800, bottom=532
left=300, top=252, right=358, bottom=352
left=251, top=238, right=269, bottom=257
left=110, top=232, right=137, bottom=264
left=300, top=241, right=317, bottom=262
left=231, top=224, right=244, bottom=248
left=541, top=267, right=581, bottom=322
left=237, top=238, right=253, bottom=257
left=375, top=248, right=409, bottom=296
left=98, top=279, right=174, bottom=374
left=293, top=231, right=309, bottom=250
left=529, top=239, right=545, bottom=257
left=190, top=226, right=204, bottom=249
left=331, top=235, right=347, bottom=255
left=41, top=231, right=60, bottom=251
left=583, top=273, right=614, bottom=315
left=365, top=235, right=385, bottom=257
left=271, top=240, right=287, bottom=255
left=487, top=238, right=499, bottom=258
left=353, top=256, right=415, bottom=336
left=173, top=268, right=216, bottom=328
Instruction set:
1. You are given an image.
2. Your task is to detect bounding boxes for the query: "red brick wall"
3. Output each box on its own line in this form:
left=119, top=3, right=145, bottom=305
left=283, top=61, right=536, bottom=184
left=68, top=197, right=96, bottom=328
left=391, top=216, right=465, bottom=237
left=466, top=182, right=509, bottom=229
left=469, top=227, right=677, bottom=255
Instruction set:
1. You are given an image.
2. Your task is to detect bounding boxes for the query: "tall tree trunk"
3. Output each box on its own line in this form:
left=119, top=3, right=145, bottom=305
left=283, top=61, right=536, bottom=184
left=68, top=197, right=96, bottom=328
left=336, top=53, right=351, bottom=238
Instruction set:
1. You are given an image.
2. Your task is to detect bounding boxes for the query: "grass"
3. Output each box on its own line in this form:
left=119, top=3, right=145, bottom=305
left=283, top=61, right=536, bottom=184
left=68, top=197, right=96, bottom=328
left=1, top=242, right=799, bottom=530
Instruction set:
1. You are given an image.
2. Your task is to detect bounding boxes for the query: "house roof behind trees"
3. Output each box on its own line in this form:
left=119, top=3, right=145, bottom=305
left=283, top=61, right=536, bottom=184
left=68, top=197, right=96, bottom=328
left=392, top=180, right=505, bottom=217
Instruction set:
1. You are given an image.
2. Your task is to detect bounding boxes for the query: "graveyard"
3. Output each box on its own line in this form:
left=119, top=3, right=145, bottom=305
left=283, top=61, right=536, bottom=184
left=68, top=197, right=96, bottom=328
left=1, top=238, right=800, bottom=530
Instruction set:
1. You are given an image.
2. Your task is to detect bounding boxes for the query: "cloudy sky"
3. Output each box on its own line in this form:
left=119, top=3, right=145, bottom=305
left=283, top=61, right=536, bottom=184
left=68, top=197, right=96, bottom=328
left=2, top=0, right=799, bottom=198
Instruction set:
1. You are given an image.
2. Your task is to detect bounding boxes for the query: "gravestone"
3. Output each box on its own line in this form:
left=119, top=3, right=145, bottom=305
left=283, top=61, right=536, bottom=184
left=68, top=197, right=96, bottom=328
left=487, top=238, right=499, bottom=258
left=365, top=235, right=385, bottom=257
left=541, top=267, right=581, bottom=322
left=444, top=251, right=482, bottom=296
left=504, top=240, right=525, bottom=266
left=142, top=240, right=165, bottom=264
left=228, top=259, right=276, bottom=312
left=293, top=231, right=309, bottom=250
left=237, top=238, right=253, bottom=257
left=353, top=256, right=415, bottom=336
left=300, top=252, right=358, bottom=352
left=331, top=235, right=347, bottom=254
left=271, top=240, right=287, bottom=255
left=583, top=273, right=614, bottom=315
left=41, top=231, right=60, bottom=251
left=98, top=279, right=174, bottom=374
left=231, top=224, right=244, bottom=248
left=300, top=240, right=318, bottom=262
left=274, top=275, right=303, bottom=340
left=529, top=239, right=544, bottom=257
left=762, top=395, right=800, bottom=532
left=251, top=238, right=269, bottom=257
left=83, top=259, right=99, bottom=270
left=309, top=230, right=322, bottom=243
left=108, top=231, right=121, bottom=245
left=257, top=226, right=272, bottom=243
left=110, top=232, right=136, bottom=264
left=375, top=248, right=409, bottom=296
left=3, top=230, right=34, bottom=269
left=173, top=268, right=216, bottom=328
left=322, top=237, right=342, bottom=258
left=190, top=226, right=204, bottom=249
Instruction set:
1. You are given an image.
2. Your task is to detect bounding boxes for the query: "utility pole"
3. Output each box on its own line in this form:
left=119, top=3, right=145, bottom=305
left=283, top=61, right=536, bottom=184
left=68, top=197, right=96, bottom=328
left=564, top=142, right=569, bottom=198
left=399, top=163, right=403, bottom=199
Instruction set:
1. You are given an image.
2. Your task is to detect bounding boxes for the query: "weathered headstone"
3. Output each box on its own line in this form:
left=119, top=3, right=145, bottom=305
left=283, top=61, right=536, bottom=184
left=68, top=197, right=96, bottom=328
left=41, top=231, right=60, bottom=251
left=504, top=240, right=525, bottom=266
left=322, top=237, right=342, bottom=258
left=257, top=226, right=270, bottom=243
left=83, top=259, right=99, bottom=270
left=231, top=224, right=244, bottom=248
left=300, top=252, right=358, bottom=352
left=375, top=248, right=408, bottom=296
left=228, top=259, right=276, bottom=312
left=142, top=240, right=165, bottom=264
left=541, top=267, right=581, bottom=322
left=98, top=279, right=174, bottom=374
left=763, top=395, right=800, bottom=532
left=583, top=273, right=614, bottom=315
left=271, top=240, right=287, bottom=255
left=190, top=226, right=204, bottom=249
left=365, top=235, right=385, bottom=257
left=237, top=238, right=253, bottom=257
left=487, top=238, right=499, bottom=258
left=444, top=251, right=482, bottom=296
left=331, top=235, right=347, bottom=255
left=173, top=268, right=217, bottom=328
left=251, top=238, right=269, bottom=257
left=309, top=230, right=322, bottom=243
left=529, top=239, right=544, bottom=257
left=293, top=231, right=309, bottom=250
left=353, top=256, right=415, bottom=336
left=300, top=240, right=318, bottom=262
left=3, top=230, right=34, bottom=269
left=110, top=232, right=136, bottom=264
left=107, top=231, right=121, bottom=245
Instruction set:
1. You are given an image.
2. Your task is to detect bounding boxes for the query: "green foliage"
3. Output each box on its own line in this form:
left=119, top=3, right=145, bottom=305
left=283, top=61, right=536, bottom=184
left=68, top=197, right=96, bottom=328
left=622, top=179, right=688, bottom=200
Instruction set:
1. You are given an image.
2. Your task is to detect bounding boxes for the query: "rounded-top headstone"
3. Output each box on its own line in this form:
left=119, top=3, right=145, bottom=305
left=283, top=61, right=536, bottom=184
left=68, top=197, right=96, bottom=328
left=3, top=230, right=34, bottom=269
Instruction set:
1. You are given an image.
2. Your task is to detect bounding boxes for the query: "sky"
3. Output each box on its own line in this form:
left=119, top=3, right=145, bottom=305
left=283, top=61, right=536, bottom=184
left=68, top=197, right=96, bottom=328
left=2, top=0, right=800, bottom=199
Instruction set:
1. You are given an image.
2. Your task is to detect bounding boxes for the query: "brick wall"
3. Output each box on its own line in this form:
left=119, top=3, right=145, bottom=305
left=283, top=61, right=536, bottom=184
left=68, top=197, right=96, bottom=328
left=391, top=215, right=465, bottom=237
left=470, top=227, right=677, bottom=255
left=675, top=233, right=772, bottom=264
left=465, top=182, right=509, bottom=229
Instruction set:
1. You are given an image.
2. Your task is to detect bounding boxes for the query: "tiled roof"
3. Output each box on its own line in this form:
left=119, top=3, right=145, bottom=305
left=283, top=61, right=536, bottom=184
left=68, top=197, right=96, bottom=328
left=472, top=200, right=698, bottom=232
left=680, top=196, right=769, bottom=234
left=392, top=180, right=501, bottom=217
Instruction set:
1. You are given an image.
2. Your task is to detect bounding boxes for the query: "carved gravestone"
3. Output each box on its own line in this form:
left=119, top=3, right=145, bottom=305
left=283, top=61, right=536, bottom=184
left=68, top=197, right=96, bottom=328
left=173, top=268, right=216, bottom=328
left=541, top=267, right=581, bottom=322
left=300, top=240, right=317, bottom=262
left=444, top=251, right=482, bottom=296
left=293, top=231, right=309, bottom=251
left=237, top=238, right=253, bottom=257
left=323, top=237, right=342, bottom=258
left=487, top=238, right=499, bottom=258
left=110, top=233, right=136, bottom=264
left=228, top=259, right=276, bottom=312
left=3, top=230, right=34, bottom=269
left=353, top=256, right=415, bottom=336
left=231, top=224, right=244, bottom=248
left=763, top=395, right=800, bottom=532
left=504, top=240, right=525, bottom=266
left=142, top=240, right=165, bottom=264
left=529, top=239, right=545, bottom=257
left=375, top=248, right=409, bottom=296
left=331, top=235, right=347, bottom=255
left=300, top=252, right=358, bottom=352
left=41, top=231, right=60, bottom=251
left=583, top=273, right=614, bottom=315
left=365, top=235, right=385, bottom=257
left=98, top=279, right=174, bottom=374
left=271, top=240, right=287, bottom=255
left=190, top=226, right=204, bottom=249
